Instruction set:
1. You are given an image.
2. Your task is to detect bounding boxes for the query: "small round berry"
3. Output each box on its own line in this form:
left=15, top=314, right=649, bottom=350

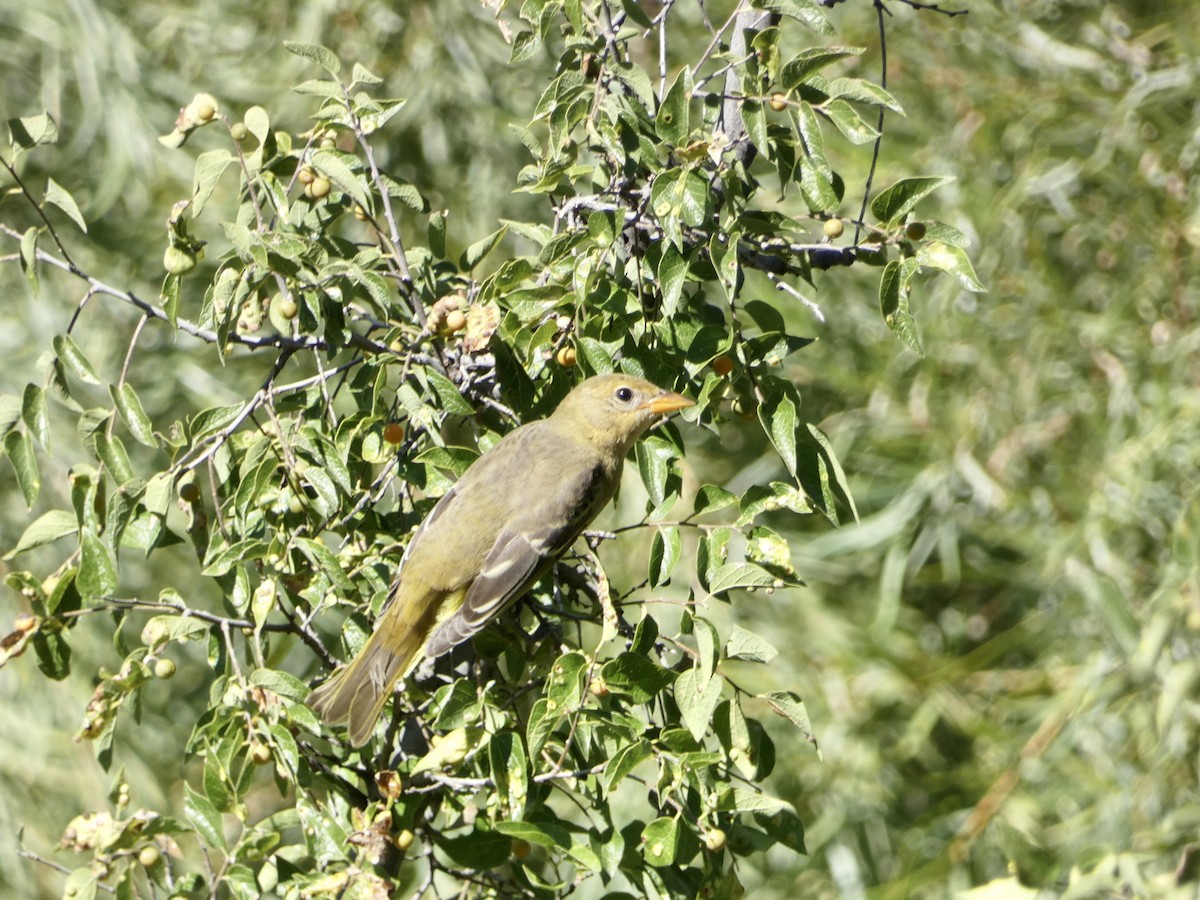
left=308, top=176, right=332, bottom=199
left=712, top=355, right=734, bottom=377
left=556, top=345, right=577, bottom=368
left=153, top=658, right=176, bottom=680
left=769, top=92, right=788, bottom=112
left=383, top=422, right=405, bottom=444
left=703, top=828, right=727, bottom=852
left=823, top=218, right=845, bottom=239
left=905, top=221, right=927, bottom=241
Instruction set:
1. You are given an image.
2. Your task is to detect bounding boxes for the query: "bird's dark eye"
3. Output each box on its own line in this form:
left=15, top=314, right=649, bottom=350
left=614, top=386, right=634, bottom=403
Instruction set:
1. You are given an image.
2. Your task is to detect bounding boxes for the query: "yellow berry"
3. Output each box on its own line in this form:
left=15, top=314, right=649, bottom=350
left=556, top=345, right=577, bottom=368
left=297, top=165, right=316, bottom=186
left=230, top=122, right=249, bottom=142
left=395, top=829, right=415, bottom=851
left=769, top=92, right=788, bottom=112
left=138, top=845, right=161, bottom=867
left=823, top=218, right=845, bottom=239
left=309, top=176, right=332, bottom=199
left=704, top=828, right=727, bottom=852
left=153, top=658, right=176, bottom=680
left=278, top=297, right=298, bottom=320
left=250, top=742, right=272, bottom=766
left=444, top=309, right=467, bottom=333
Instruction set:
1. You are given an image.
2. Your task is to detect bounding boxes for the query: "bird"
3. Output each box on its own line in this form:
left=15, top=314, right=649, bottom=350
left=307, top=373, right=693, bottom=746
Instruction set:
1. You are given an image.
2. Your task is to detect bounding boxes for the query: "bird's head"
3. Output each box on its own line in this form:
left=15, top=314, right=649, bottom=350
left=553, top=374, right=693, bottom=454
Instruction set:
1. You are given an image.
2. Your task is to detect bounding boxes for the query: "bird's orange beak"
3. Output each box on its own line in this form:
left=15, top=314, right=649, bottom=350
left=641, top=390, right=694, bottom=416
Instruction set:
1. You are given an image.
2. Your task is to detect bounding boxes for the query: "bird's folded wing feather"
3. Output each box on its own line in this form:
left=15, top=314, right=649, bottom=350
left=423, top=453, right=614, bottom=659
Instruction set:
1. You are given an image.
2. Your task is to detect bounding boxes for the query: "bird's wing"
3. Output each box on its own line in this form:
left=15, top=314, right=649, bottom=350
left=423, top=455, right=614, bottom=659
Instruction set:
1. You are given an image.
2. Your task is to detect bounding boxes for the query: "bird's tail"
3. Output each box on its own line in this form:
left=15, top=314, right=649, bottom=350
left=307, top=626, right=422, bottom=747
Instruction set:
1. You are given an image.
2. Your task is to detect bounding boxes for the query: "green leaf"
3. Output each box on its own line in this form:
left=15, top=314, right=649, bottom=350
left=432, top=679, right=483, bottom=729
left=797, top=421, right=857, bottom=524
left=737, top=481, right=812, bottom=526
left=460, top=224, right=509, bottom=270
left=656, top=244, right=687, bottom=318
left=191, top=149, right=233, bottom=217
left=310, top=148, right=372, bottom=212
left=495, top=819, right=571, bottom=850
left=708, top=562, right=777, bottom=596
left=752, top=0, right=833, bottom=33
left=656, top=66, right=692, bottom=146
left=510, top=30, right=541, bottom=64
left=693, top=484, right=737, bottom=517
left=426, top=370, right=475, bottom=415
left=641, top=817, right=679, bottom=867
left=60, top=867, right=97, bottom=900
left=822, top=99, right=879, bottom=144
left=603, top=739, right=652, bottom=792
left=19, top=226, right=38, bottom=297
left=691, top=619, right=715, bottom=681
left=44, top=178, right=88, bottom=232
left=879, top=258, right=922, bottom=354
left=79, top=529, right=118, bottom=598
left=546, top=650, right=589, bottom=713
left=53, top=335, right=102, bottom=385
left=780, top=48, right=865, bottom=90
left=8, top=112, right=59, bottom=150
left=438, top=827, right=512, bottom=868
left=21, top=384, right=49, bottom=450
left=747, top=525, right=796, bottom=579
left=719, top=786, right=794, bottom=815
left=870, top=175, right=955, bottom=227
left=601, top=652, right=675, bottom=703
left=675, top=666, right=724, bottom=741
left=761, top=690, right=815, bottom=741
left=827, top=77, right=905, bottom=114
left=184, top=783, right=227, bottom=851
left=526, top=697, right=555, bottom=759
left=757, top=378, right=800, bottom=477
left=284, top=41, right=341, bottom=76
left=488, top=732, right=528, bottom=819
left=4, top=430, right=40, bottom=507
left=636, top=435, right=677, bottom=511
left=5, top=510, right=78, bottom=559
left=96, top=433, right=135, bottom=486
left=33, top=629, right=71, bottom=680
left=249, top=668, right=311, bottom=703
left=110, top=383, right=157, bottom=447
left=726, top=625, right=779, bottom=663
left=917, top=240, right=986, bottom=292
left=648, top=526, right=681, bottom=588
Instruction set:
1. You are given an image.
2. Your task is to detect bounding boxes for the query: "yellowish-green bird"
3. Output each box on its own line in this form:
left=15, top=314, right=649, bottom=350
left=308, top=374, right=692, bottom=746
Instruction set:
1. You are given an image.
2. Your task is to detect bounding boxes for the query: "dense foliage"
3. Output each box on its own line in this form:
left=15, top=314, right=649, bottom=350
left=2, top=0, right=1197, bottom=898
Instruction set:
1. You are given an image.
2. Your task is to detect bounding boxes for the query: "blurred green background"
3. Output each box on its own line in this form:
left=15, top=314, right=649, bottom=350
left=2, top=0, right=1197, bottom=896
